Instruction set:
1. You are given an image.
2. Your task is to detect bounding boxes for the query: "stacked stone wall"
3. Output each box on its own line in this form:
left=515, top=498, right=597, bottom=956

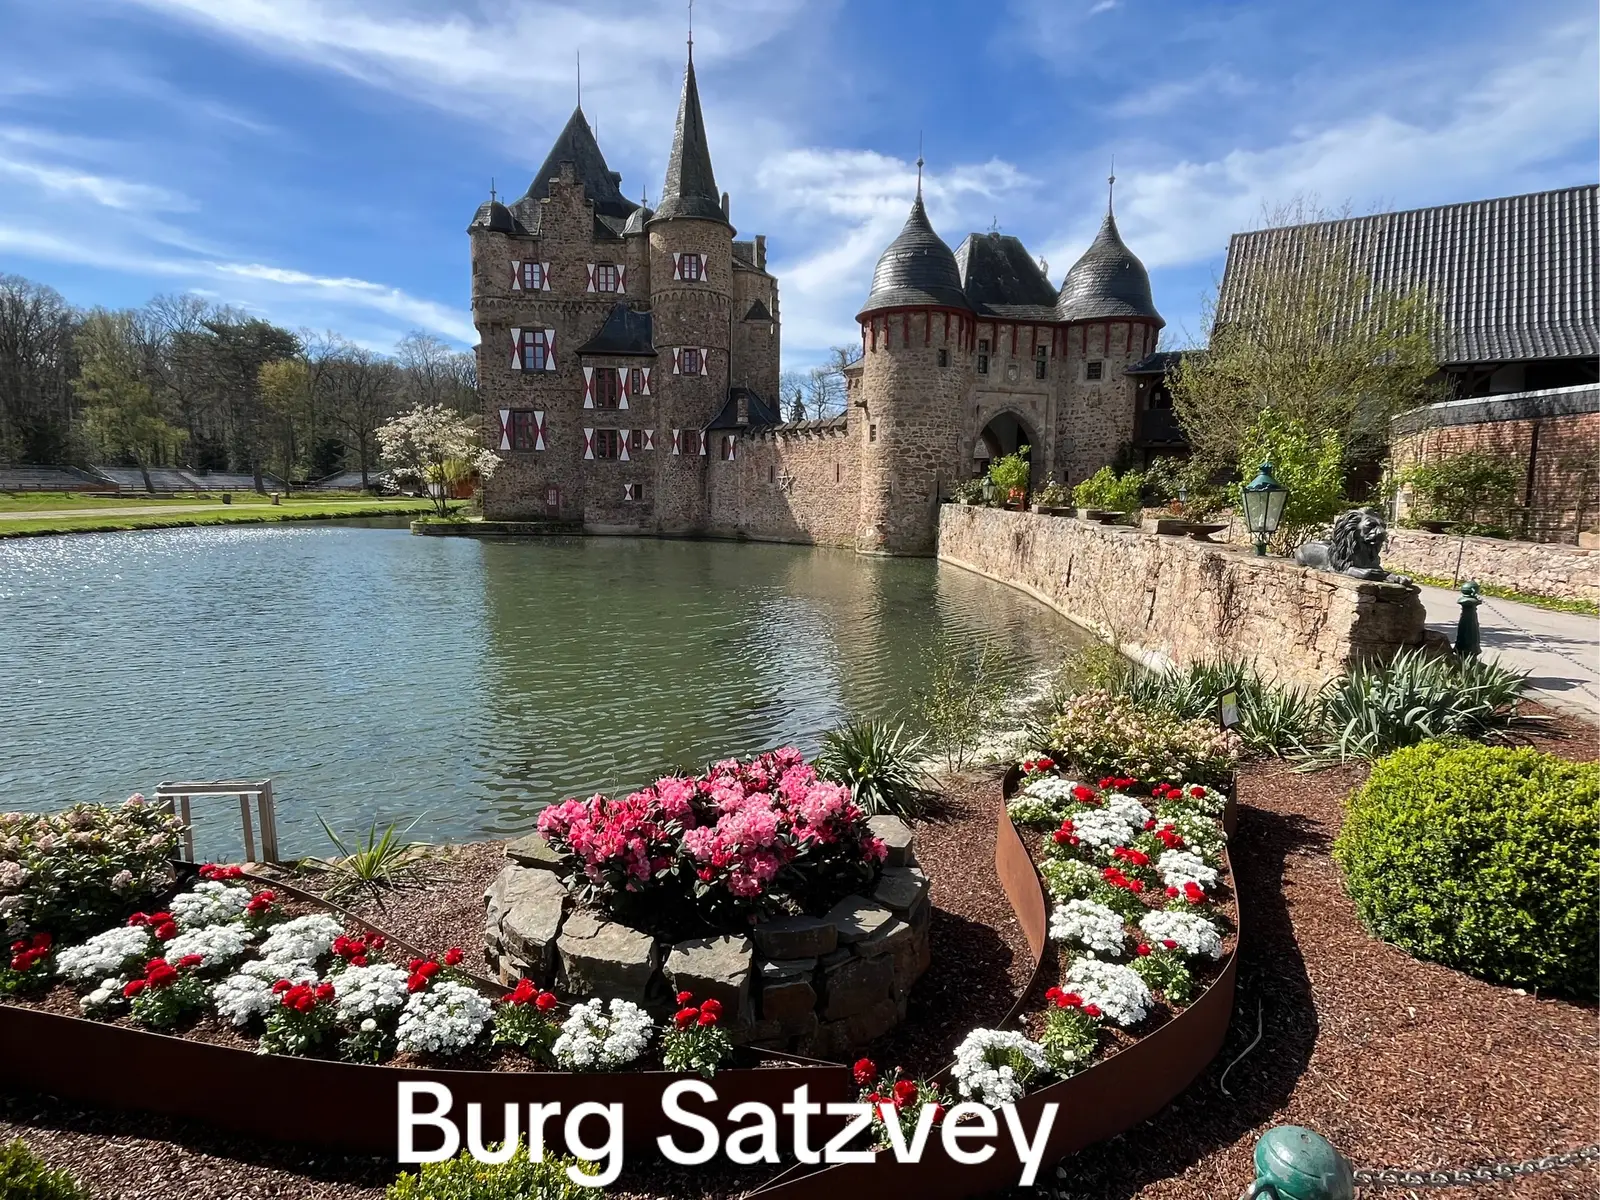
left=938, top=506, right=1427, bottom=691
left=705, top=420, right=860, bottom=546
left=1382, top=528, right=1600, bottom=602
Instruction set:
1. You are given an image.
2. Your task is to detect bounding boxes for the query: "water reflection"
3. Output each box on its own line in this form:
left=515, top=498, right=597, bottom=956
left=0, top=526, right=1082, bottom=857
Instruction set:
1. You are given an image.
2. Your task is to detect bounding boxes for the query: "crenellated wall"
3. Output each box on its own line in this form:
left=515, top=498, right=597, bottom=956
left=706, top=418, right=861, bottom=546
left=937, top=505, right=1429, bottom=691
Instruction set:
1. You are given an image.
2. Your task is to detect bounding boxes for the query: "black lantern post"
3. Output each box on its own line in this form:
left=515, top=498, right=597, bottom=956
left=1240, top=461, right=1289, bottom=556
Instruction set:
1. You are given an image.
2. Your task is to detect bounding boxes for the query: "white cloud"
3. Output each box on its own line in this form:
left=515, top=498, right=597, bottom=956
left=212, top=262, right=475, bottom=341
left=0, top=155, right=192, bottom=212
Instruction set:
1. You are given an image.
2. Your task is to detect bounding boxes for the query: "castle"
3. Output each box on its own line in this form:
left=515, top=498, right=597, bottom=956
left=471, top=48, right=1163, bottom=554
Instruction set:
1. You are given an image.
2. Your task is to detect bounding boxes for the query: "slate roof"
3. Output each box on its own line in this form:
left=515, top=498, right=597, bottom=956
left=953, top=232, right=1059, bottom=321
left=576, top=305, right=656, bottom=357
left=1126, top=350, right=1193, bottom=375
left=523, top=106, right=637, bottom=221
left=706, top=387, right=783, bottom=430
left=860, top=193, right=973, bottom=315
left=652, top=56, right=728, bottom=225
left=1057, top=210, right=1163, bottom=325
left=744, top=299, right=773, bottom=321
left=1216, top=186, right=1599, bottom=365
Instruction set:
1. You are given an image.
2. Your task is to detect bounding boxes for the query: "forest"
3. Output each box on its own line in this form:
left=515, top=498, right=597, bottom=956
left=0, top=273, right=477, bottom=489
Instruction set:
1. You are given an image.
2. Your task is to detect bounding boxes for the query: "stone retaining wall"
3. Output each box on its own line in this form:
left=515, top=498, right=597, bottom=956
left=1382, top=527, right=1600, bottom=603
left=938, top=505, right=1427, bottom=692
left=482, top=815, right=930, bottom=1058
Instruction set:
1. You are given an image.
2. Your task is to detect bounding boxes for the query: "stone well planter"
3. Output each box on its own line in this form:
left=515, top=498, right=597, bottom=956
left=483, top=814, right=931, bottom=1058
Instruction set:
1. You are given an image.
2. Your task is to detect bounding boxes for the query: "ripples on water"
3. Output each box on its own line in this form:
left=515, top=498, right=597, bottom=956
left=0, top=525, right=1083, bottom=855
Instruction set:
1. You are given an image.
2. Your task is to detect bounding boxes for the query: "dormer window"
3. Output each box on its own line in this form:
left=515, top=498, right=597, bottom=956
left=595, top=263, right=619, bottom=293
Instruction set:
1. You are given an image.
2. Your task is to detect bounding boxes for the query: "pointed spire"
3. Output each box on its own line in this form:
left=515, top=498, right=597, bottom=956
left=1108, top=153, right=1116, bottom=215
left=652, top=45, right=727, bottom=225
left=524, top=105, right=635, bottom=219
left=916, top=133, right=924, bottom=201
left=489, top=177, right=496, bottom=203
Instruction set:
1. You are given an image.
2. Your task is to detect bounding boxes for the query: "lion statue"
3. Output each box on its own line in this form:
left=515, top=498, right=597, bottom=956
left=1294, top=508, right=1413, bottom=586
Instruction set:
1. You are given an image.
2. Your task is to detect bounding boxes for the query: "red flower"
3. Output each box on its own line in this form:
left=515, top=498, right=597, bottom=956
left=1071, top=784, right=1095, bottom=802
left=154, top=921, right=177, bottom=942
left=407, top=974, right=428, bottom=993
left=1165, top=886, right=1179, bottom=899
left=271, top=979, right=293, bottom=995
left=1044, top=986, right=1063, bottom=1005
left=697, top=1009, right=718, bottom=1026
left=1183, top=881, right=1206, bottom=903
left=674, top=1007, right=699, bottom=1029
left=853, top=1058, right=877, bottom=1086
left=891, top=1080, right=918, bottom=1109
left=443, top=947, right=464, bottom=967
left=1162, top=939, right=1178, bottom=950
left=146, top=961, right=178, bottom=988
left=315, top=982, right=336, bottom=1002
left=931, top=1103, right=946, bottom=1124
left=1057, top=991, right=1082, bottom=1009
left=1036, top=758, right=1054, bottom=770
left=700, top=998, right=722, bottom=1019
left=1082, top=1003, right=1102, bottom=1018
left=122, top=979, right=147, bottom=998
left=1097, top=777, right=1113, bottom=789
left=535, top=991, right=558, bottom=1013
left=127, top=913, right=149, bottom=927
left=676, top=990, right=693, bottom=1006
left=1129, top=879, right=1144, bottom=893
left=176, top=953, right=204, bottom=968
left=1136, top=943, right=1151, bottom=956
left=369, top=934, right=386, bottom=950
left=350, top=954, right=368, bottom=967
left=506, top=979, right=537, bottom=1005
left=1144, top=819, right=1156, bottom=831
left=8, top=940, right=22, bottom=953
left=31, top=932, right=51, bottom=950
left=1189, top=786, right=1206, bottom=798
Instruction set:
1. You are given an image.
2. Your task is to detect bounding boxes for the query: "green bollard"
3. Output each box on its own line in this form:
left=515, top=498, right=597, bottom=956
left=1456, top=580, right=1482, bottom=658
left=1241, top=1126, right=1355, bottom=1200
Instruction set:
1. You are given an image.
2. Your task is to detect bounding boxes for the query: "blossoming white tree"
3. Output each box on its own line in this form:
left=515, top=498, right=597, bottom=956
left=375, top=404, right=501, bottom=517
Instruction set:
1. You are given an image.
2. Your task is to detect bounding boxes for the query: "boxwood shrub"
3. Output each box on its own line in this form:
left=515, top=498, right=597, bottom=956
left=386, top=1140, right=600, bottom=1199
left=1334, top=741, right=1598, bottom=998
left=0, top=1139, right=92, bottom=1200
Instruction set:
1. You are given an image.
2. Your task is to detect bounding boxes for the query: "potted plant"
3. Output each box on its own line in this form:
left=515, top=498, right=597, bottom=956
left=1072, top=466, right=1142, bottom=523
left=952, top=478, right=986, bottom=506
left=986, top=447, right=1031, bottom=511
left=1033, top=475, right=1071, bottom=516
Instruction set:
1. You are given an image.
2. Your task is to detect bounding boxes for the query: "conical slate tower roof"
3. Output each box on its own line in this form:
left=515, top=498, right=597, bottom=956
left=652, top=55, right=727, bottom=224
left=859, top=192, right=973, bottom=316
left=523, top=106, right=637, bottom=221
left=1056, top=207, right=1163, bottom=325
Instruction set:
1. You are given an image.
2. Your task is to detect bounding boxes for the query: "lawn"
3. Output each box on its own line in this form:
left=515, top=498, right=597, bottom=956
left=0, top=498, right=438, bottom=537
left=0, top=489, right=386, bottom=512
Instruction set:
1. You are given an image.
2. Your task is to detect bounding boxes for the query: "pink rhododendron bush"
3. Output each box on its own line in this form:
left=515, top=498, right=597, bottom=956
left=537, top=747, right=888, bottom=934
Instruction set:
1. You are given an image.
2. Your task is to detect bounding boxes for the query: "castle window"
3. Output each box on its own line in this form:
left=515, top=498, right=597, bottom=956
left=1086, top=360, right=1104, bottom=381
left=680, top=254, right=703, bottom=282
left=869, top=424, right=878, bottom=443
left=976, top=339, right=990, bottom=375
left=629, top=428, right=643, bottom=455
left=622, top=481, right=645, bottom=502
left=1035, top=346, right=1049, bottom=379
left=835, top=462, right=841, bottom=484
left=768, top=465, right=776, bottom=483
left=593, top=428, right=621, bottom=460
left=937, top=347, right=949, bottom=368
left=510, top=409, right=539, bottom=451
left=594, top=263, right=619, bottom=293
left=522, top=262, right=544, bottom=291
left=681, top=347, right=703, bottom=375
left=630, top=367, right=645, bottom=395
left=522, top=329, right=549, bottom=371
left=594, top=370, right=620, bottom=409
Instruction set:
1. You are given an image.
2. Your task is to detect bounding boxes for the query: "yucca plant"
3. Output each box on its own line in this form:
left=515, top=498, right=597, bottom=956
left=815, top=718, right=930, bottom=817
left=1308, top=648, right=1532, bottom=764
left=305, top=815, right=428, bottom=902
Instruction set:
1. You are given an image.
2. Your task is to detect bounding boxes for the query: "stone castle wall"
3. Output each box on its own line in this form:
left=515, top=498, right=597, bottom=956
left=1057, top=319, right=1157, bottom=487
left=938, top=505, right=1428, bottom=691
left=706, top=419, right=861, bottom=546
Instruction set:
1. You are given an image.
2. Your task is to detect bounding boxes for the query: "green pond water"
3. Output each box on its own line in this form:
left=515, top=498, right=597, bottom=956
left=0, top=522, right=1084, bottom=858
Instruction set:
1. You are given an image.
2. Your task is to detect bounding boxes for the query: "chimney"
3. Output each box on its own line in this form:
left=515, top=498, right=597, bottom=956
left=721, top=191, right=730, bottom=220
left=754, top=234, right=766, bottom=270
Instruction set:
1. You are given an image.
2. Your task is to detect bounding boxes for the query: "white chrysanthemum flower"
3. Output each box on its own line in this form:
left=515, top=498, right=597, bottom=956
left=55, top=926, right=153, bottom=985
left=333, top=963, right=410, bottom=1023
left=1048, top=899, right=1127, bottom=955
left=396, top=981, right=493, bottom=1056
left=257, top=914, right=344, bottom=965
left=551, top=998, right=655, bottom=1070
left=1038, top=857, right=1102, bottom=901
left=1101, top=791, right=1151, bottom=828
left=1157, top=849, right=1218, bottom=890
left=1064, top=956, right=1153, bottom=1027
left=1007, top=777, right=1088, bottom=825
left=169, top=880, right=253, bottom=929
left=80, top=975, right=128, bottom=1015
left=1139, top=910, right=1224, bottom=959
left=950, top=1028, right=1048, bottom=1107
left=164, top=922, right=256, bottom=969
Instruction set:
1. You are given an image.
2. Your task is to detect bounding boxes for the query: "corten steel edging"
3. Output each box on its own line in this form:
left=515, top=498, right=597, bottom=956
left=747, top=773, right=1241, bottom=1198
left=0, top=1002, right=852, bottom=1156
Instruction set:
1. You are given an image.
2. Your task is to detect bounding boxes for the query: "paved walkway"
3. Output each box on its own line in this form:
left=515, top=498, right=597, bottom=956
left=0, top=498, right=401, bottom=521
left=1417, top=584, right=1600, bottom=723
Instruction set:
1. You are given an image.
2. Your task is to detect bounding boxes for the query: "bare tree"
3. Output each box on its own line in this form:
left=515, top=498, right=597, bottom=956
left=0, top=275, right=78, bottom=462
left=324, top=343, right=400, bottom=487
left=396, top=331, right=477, bottom=416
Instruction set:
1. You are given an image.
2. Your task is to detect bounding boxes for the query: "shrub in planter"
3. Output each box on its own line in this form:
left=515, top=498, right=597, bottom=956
left=1334, top=741, right=1599, bottom=998
left=1071, top=465, right=1141, bottom=513
left=0, top=794, right=182, bottom=939
left=385, top=1139, right=601, bottom=1200
left=0, top=1139, right=91, bottom=1200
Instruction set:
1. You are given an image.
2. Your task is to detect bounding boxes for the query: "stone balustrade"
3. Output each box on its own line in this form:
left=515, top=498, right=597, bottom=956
left=938, top=505, right=1429, bottom=692
left=483, top=814, right=931, bottom=1058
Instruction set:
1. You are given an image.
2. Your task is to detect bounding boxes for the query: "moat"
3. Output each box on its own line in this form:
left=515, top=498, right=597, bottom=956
left=0, top=522, right=1083, bottom=856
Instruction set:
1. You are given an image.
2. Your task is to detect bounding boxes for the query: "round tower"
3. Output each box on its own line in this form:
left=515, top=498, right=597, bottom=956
left=855, top=173, right=974, bottom=554
left=647, top=46, right=734, bottom=533
left=1055, top=177, right=1165, bottom=485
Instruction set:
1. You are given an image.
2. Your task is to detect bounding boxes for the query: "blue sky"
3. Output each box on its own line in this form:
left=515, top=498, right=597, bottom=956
left=0, top=0, right=1595, bottom=370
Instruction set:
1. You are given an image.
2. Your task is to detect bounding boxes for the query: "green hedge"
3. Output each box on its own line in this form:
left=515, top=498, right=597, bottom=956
left=1334, top=741, right=1599, bottom=998
left=0, top=1139, right=92, bottom=1200
left=386, top=1141, right=600, bottom=1199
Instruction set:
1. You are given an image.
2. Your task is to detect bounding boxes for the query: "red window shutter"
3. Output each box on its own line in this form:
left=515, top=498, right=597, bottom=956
left=498, top=408, right=511, bottom=450
left=544, top=328, right=557, bottom=371
left=699, top=347, right=710, bottom=376
left=540, top=262, right=552, bottom=291
left=642, top=429, right=654, bottom=451
left=697, top=253, right=708, bottom=280
left=585, top=264, right=597, bottom=293
left=672, top=428, right=681, bottom=455
left=617, top=367, right=630, bottom=409
left=582, top=366, right=594, bottom=407
left=672, top=252, right=682, bottom=280
left=698, top=430, right=708, bottom=456
left=510, top=328, right=522, bottom=370
left=583, top=428, right=595, bottom=460
left=510, top=261, right=522, bottom=292
left=533, top=410, right=546, bottom=451
left=616, top=264, right=627, bottom=294
left=640, top=367, right=652, bottom=395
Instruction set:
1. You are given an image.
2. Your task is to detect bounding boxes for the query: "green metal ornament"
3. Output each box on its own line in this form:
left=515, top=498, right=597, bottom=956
left=1242, top=1126, right=1355, bottom=1200
left=1455, top=580, right=1482, bottom=658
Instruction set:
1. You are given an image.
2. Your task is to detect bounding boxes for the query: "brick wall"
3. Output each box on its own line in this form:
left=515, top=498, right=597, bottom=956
left=938, top=505, right=1427, bottom=691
